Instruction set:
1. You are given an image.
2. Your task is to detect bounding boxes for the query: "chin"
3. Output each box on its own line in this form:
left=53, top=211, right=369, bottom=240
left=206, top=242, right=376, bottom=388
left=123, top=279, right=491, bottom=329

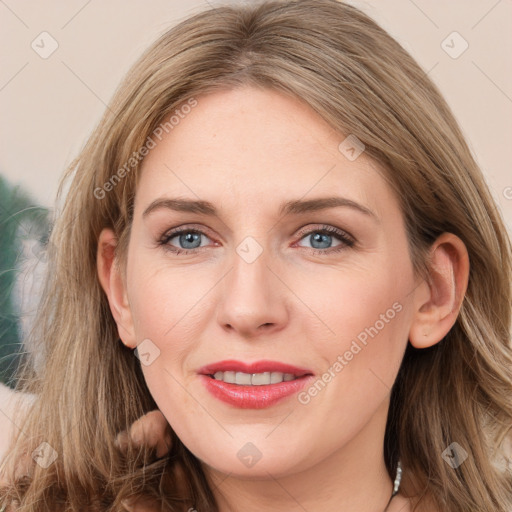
left=181, top=435, right=314, bottom=480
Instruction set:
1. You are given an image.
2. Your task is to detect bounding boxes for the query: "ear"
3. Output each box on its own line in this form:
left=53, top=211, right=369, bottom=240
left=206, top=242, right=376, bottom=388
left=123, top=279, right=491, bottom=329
left=97, top=228, right=137, bottom=349
left=409, top=232, right=469, bottom=349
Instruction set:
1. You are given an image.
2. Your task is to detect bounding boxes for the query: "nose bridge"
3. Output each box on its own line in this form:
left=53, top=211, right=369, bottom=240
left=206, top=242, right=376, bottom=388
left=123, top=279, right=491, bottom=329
left=216, top=233, right=287, bottom=335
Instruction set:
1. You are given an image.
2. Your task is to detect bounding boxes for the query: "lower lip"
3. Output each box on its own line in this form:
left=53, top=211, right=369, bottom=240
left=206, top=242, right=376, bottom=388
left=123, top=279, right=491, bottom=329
left=199, top=374, right=314, bottom=409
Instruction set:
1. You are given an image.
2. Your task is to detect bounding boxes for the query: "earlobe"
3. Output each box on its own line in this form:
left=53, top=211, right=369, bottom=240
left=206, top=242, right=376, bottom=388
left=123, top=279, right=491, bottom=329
left=409, top=233, right=469, bottom=349
left=97, top=228, right=137, bottom=349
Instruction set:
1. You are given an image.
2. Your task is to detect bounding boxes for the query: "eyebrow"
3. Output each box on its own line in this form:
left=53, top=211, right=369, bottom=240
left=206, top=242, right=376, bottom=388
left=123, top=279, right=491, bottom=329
left=142, top=196, right=376, bottom=219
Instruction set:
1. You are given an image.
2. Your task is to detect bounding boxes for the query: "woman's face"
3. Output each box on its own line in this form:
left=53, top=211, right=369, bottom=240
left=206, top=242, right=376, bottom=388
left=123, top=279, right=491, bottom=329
left=121, top=86, right=420, bottom=477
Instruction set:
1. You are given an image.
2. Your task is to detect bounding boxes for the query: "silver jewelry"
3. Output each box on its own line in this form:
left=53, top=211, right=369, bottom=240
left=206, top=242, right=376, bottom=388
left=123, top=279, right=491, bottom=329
left=384, top=459, right=403, bottom=511
left=392, top=459, right=402, bottom=495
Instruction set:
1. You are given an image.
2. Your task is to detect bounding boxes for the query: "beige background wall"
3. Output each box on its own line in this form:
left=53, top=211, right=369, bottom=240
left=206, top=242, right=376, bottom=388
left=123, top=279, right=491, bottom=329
left=1, top=0, right=511, bottom=230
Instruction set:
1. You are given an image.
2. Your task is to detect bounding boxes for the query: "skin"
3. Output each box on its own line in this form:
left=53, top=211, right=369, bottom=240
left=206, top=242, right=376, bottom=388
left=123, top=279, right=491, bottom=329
left=98, top=85, right=469, bottom=512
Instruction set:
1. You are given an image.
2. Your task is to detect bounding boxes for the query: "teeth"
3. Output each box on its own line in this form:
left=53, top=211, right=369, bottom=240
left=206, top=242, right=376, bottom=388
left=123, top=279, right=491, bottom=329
left=212, top=371, right=298, bottom=385
left=236, top=371, right=252, bottom=385
left=250, top=371, right=270, bottom=385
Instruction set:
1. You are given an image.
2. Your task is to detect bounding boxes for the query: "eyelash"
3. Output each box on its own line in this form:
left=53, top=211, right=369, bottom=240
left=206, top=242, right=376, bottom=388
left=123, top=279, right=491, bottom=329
left=158, top=224, right=355, bottom=256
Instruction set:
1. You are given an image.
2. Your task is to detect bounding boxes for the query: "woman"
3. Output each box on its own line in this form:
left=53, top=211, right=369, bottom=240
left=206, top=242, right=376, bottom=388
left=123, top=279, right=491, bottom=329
left=1, top=0, right=511, bottom=510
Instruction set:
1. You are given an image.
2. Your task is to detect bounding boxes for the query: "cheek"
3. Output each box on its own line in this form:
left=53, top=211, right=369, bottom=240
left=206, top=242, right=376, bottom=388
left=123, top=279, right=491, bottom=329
left=296, top=259, right=413, bottom=413
left=126, top=268, right=203, bottom=431
left=294, top=258, right=411, bottom=349
left=128, top=260, right=207, bottom=340
left=290, top=279, right=412, bottom=465
left=126, top=262, right=220, bottom=399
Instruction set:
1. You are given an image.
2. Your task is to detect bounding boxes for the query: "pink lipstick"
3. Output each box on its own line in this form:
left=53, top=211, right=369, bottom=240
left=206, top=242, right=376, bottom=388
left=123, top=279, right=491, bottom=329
left=197, top=359, right=314, bottom=409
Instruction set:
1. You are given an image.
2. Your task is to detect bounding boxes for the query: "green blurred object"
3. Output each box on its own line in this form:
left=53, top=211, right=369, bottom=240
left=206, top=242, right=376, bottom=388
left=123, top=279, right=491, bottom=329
left=0, top=174, right=50, bottom=388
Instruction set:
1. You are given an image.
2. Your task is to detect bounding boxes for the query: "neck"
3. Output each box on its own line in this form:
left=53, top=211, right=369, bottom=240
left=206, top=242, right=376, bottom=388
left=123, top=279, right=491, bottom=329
left=203, top=399, right=395, bottom=512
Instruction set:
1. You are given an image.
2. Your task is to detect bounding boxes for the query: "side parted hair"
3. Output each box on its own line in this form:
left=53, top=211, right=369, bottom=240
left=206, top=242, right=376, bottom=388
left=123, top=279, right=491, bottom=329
left=1, top=1, right=511, bottom=511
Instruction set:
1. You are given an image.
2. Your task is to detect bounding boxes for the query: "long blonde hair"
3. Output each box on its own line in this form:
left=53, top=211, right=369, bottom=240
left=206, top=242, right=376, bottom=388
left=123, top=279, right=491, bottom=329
left=1, top=1, right=511, bottom=510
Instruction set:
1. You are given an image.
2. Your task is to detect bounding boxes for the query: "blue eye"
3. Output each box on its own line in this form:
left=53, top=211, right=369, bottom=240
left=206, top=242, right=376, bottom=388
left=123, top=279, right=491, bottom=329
left=295, top=226, right=355, bottom=254
left=159, top=228, right=212, bottom=254
left=158, top=224, right=354, bottom=255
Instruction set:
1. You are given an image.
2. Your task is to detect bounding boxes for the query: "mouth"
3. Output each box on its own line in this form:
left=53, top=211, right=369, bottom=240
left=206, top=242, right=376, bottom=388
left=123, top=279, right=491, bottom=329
left=198, top=359, right=314, bottom=382
left=197, top=360, right=315, bottom=408
left=207, top=370, right=302, bottom=385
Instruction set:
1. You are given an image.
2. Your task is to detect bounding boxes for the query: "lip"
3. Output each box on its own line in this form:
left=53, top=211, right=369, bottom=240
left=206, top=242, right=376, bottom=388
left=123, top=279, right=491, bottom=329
left=197, top=359, right=313, bottom=377
left=198, top=359, right=315, bottom=409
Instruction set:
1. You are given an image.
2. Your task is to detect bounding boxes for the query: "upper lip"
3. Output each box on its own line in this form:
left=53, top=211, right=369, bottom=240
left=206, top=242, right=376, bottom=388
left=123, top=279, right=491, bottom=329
left=198, top=359, right=314, bottom=377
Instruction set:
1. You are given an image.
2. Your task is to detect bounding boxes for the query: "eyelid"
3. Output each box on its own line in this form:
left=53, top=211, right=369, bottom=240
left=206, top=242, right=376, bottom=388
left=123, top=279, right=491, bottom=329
left=294, top=224, right=355, bottom=244
left=160, top=223, right=215, bottom=240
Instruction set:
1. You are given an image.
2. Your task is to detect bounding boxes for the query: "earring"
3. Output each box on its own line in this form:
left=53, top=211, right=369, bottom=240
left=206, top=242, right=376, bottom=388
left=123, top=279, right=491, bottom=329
left=392, top=459, right=403, bottom=496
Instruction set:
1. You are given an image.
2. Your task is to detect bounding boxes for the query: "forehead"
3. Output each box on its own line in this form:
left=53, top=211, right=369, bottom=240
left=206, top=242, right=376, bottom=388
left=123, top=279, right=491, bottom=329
left=135, top=86, right=395, bottom=219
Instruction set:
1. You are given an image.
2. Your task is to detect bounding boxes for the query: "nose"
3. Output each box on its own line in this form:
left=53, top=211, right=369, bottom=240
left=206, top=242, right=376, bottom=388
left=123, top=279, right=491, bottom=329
left=216, top=244, right=289, bottom=339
